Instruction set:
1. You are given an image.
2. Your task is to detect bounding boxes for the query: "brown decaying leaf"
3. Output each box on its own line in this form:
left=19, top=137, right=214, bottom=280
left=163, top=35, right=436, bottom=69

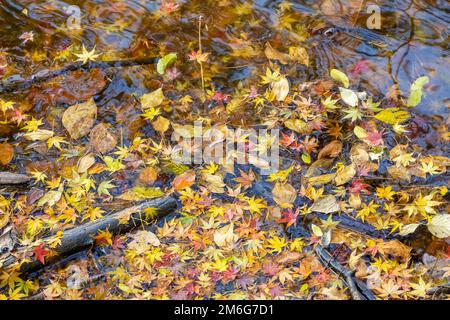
left=89, top=123, right=118, bottom=154
left=0, top=143, right=14, bottom=165
left=62, top=98, right=97, bottom=139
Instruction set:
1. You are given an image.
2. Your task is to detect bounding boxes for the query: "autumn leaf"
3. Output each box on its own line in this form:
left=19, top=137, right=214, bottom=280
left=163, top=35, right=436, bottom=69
left=272, top=182, right=297, bottom=208
left=272, top=77, right=289, bottom=102
left=89, top=123, right=118, bottom=154
left=310, top=195, right=340, bottom=214
left=139, top=167, right=159, bottom=185
left=0, top=143, right=14, bottom=165
left=427, top=214, right=450, bottom=238
left=152, top=116, right=170, bottom=134
left=62, top=98, right=97, bottom=139
left=317, top=140, right=342, bottom=159
left=407, top=76, right=429, bottom=107
left=334, top=164, right=356, bottom=186
left=339, top=87, right=358, bottom=106
left=157, top=53, right=177, bottom=75
left=173, top=170, right=196, bottom=191
left=32, top=244, right=49, bottom=264
left=73, top=45, right=101, bottom=64
left=140, top=88, right=164, bottom=110
left=330, top=69, right=349, bottom=88
left=213, top=223, right=235, bottom=247
left=374, top=108, right=410, bottom=125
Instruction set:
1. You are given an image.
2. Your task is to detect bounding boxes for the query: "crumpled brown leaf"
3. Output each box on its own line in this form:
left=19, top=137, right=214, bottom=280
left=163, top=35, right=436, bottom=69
left=62, top=98, right=97, bottom=139
left=89, top=123, right=118, bottom=154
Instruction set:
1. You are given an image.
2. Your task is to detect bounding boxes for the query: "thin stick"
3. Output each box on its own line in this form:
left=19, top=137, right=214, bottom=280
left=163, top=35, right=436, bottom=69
left=198, top=16, right=205, bottom=94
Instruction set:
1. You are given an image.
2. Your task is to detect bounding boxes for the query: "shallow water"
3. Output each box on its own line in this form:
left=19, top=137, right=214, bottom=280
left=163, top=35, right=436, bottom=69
left=0, top=0, right=448, bottom=119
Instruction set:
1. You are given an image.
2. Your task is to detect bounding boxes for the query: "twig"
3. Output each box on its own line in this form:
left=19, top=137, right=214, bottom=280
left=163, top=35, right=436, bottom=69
left=198, top=16, right=205, bottom=94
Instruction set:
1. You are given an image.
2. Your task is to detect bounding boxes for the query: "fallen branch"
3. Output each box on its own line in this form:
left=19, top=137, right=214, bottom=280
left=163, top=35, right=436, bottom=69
left=314, top=244, right=376, bottom=300
left=0, top=172, right=31, bottom=184
left=0, top=58, right=157, bottom=94
left=0, top=196, right=177, bottom=274
left=287, top=224, right=375, bottom=300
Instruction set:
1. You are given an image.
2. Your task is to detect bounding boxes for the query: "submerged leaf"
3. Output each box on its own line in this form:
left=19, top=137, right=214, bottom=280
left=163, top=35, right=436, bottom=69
left=310, top=195, right=340, bottom=214
left=157, top=53, right=177, bottom=75
left=62, top=98, right=97, bottom=139
left=407, top=76, right=429, bottom=107
left=330, top=69, right=349, bottom=88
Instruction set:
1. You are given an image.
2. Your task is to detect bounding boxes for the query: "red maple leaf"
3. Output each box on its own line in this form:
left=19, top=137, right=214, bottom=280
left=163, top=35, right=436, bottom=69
left=349, top=179, right=370, bottom=195
left=280, top=131, right=296, bottom=148
left=300, top=136, right=319, bottom=154
left=212, top=91, right=230, bottom=103
left=277, top=208, right=299, bottom=228
left=364, top=130, right=384, bottom=146
left=222, top=266, right=239, bottom=282
left=32, top=244, right=49, bottom=264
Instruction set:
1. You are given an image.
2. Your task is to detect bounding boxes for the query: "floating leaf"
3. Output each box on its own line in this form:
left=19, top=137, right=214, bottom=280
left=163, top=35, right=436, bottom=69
left=318, top=140, right=342, bottom=159
left=272, top=182, right=297, bottom=208
left=62, top=98, right=97, bottom=139
left=272, top=77, right=290, bottom=102
left=289, top=46, right=309, bottom=66
left=311, top=224, right=323, bottom=237
left=173, top=170, right=196, bottom=191
left=339, top=87, right=358, bottom=106
left=152, top=116, right=170, bottom=134
left=139, top=167, right=159, bottom=185
left=0, top=143, right=14, bottom=165
left=157, top=53, right=177, bottom=75
left=353, top=126, right=368, bottom=139
left=213, top=223, right=235, bottom=247
left=399, top=223, right=420, bottom=236
left=335, top=165, right=356, bottom=186
left=427, top=214, right=450, bottom=238
left=374, top=108, right=410, bottom=125
left=310, top=195, right=340, bottom=214
left=89, top=123, right=118, bottom=154
left=330, top=69, right=349, bottom=88
left=407, top=76, right=429, bottom=107
left=23, top=129, right=54, bottom=141
left=140, top=88, right=164, bottom=110
left=77, top=153, right=96, bottom=173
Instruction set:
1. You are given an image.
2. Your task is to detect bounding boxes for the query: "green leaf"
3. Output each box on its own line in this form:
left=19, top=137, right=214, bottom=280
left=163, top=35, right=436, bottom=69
left=353, top=125, right=368, bottom=139
left=374, top=108, right=410, bottom=125
left=330, top=69, right=349, bottom=88
left=157, top=53, right=177, bottom=75
left=98, top=180, right=116, bottom=197
left=407, top=76, right=429, bottom=107
left=339, top=87, right=358, bottom=107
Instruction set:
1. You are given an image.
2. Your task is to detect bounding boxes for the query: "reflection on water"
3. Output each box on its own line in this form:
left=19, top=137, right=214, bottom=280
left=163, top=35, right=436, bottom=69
left=0, top=0, right=448, bottom=116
